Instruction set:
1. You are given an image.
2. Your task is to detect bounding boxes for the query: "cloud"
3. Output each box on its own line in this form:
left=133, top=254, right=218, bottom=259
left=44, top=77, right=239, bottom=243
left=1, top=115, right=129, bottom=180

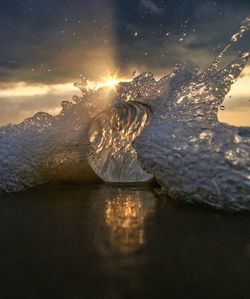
left=0, top=1, right=250, bottom=127
left=0, top=95, right=61, bottom=126
left=218, top=109, right=250, bottom=126
left=0, top=82, right=79, bottom=126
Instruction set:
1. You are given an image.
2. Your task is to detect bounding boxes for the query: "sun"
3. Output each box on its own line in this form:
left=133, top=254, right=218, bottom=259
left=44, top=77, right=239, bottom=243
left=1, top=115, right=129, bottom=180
left=100, top=69, right=122, bottom=89
left=85, top=69, right=131, bottom=91
left=104, top=79, right=119, bottom=88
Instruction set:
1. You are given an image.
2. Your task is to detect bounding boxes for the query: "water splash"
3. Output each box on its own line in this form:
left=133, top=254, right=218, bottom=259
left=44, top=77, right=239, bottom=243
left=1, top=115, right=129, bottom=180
left=133, top=52, right=250, bottom=211
left=0, top=17, right=249, bottom=211
left=133, top=17, right=250, bottom=211
left=204, top=17, right=250, bottom=74
left=0, top=86, right=116, bottom=192
left=231, top=17, right=250, bottom=43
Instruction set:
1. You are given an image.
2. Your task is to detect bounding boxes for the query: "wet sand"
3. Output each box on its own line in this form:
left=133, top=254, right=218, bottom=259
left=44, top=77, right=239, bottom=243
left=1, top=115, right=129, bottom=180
left=0, top=183, right=249, bottom=299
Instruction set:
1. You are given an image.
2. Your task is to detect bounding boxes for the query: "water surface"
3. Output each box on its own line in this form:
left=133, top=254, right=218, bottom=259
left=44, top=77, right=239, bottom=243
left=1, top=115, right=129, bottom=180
left=0, top=184, right=249, bottom=299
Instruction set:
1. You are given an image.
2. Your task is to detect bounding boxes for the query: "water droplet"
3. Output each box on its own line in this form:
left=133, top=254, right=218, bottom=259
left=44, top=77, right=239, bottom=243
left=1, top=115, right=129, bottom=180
left=131, top=70, right=137, bottom=77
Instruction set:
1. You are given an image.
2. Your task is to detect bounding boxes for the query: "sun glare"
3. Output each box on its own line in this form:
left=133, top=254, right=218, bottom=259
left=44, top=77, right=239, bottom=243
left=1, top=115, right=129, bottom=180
left=104, top=79, right=118, bottom=88
left=99, top=69, right=124, bottom=90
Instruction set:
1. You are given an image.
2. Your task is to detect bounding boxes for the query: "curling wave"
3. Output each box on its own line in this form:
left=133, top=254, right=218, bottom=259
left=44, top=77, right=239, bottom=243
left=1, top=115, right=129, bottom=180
left=87, top=101, right=153, bottom=182
left=0, top=17, right=249, bottom=211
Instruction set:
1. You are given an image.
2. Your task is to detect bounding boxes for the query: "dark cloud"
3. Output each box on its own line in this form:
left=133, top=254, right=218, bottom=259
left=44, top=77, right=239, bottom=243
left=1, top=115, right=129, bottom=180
left=0, top=0, right=249, bottom=84
left=0, top=0, right=249, bottom=126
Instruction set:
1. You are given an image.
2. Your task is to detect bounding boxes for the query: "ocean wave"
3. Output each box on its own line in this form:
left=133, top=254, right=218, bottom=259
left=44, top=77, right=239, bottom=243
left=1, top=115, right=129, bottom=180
left=0, top=17, right=249, bottom=211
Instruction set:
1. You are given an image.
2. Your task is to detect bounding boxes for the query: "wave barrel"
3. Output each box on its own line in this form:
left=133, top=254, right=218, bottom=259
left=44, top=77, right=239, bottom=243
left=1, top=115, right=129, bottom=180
left=87, top=102, right=153, bottom=183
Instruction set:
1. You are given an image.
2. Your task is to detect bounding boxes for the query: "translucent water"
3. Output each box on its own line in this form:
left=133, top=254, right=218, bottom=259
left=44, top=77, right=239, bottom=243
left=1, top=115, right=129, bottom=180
left=134, top=52, right=250, bottom=211
left=0, top=17, right=249, bottom=211
left=0, top=89, right=115, bottom=192
left=87, top=102, right=152, bottom=182
left=133, top=18, right=250, bottom=211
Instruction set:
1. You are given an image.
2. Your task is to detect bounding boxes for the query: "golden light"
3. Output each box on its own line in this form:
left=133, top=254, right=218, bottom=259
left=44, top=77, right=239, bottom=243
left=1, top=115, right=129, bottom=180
left=0, top=82, right=77, bottom=97
left=82, top=71, right=125, bottom=91
left=98, top=69, right=128, bottom=90
left=104, top=79, right=119, bottom=88
left=103, top=190, right=156, bottom=254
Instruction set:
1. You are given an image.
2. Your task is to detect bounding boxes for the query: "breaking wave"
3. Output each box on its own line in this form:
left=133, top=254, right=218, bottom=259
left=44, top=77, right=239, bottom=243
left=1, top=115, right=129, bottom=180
left=0, top=17, right=250, bottom=211
left=87, top=101, right=153, bottom=182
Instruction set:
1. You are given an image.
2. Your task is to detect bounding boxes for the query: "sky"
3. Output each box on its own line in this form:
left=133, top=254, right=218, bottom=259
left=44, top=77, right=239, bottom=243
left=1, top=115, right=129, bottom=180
left=0, top=0, right=249, bottom=126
